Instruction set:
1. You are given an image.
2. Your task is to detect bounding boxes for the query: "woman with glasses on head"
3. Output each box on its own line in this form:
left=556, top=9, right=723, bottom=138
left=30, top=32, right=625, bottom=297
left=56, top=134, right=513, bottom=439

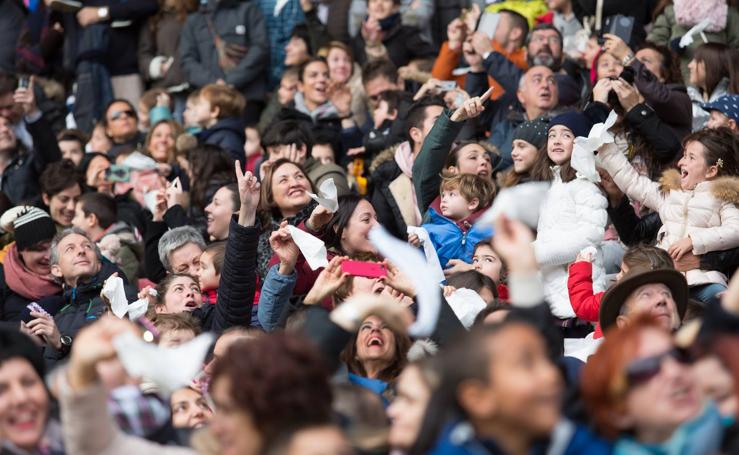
left=581, top=315, right=726, bottom=454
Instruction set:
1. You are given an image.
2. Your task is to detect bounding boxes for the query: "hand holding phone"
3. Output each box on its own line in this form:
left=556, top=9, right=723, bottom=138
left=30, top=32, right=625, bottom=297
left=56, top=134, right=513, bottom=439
left=341, top=260, right=387, bottom=278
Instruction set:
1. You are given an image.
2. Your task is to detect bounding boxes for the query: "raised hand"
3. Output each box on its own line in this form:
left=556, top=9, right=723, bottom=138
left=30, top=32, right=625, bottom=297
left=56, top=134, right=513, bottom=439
left=447, top=17, right=467, bottom=51
left=307, top=204, right=333, bottom=232
left=443, top=258, right=475, bottom=277
left=612, top=78, right=643, bottom=112
left=382, top=260, right=416, bottom=298
left=602, top=33, right=633, bottom=62
left=26, top=312, right=62, bottom=350
left=269, top=221, right=300, bottom=274
left=450, top=86, right=493, bottom=122
left=235, top=161, right=260, bottom=226
left=303, top=256, right=349, bottom=305
left=13, top=76, right=39, bottom=117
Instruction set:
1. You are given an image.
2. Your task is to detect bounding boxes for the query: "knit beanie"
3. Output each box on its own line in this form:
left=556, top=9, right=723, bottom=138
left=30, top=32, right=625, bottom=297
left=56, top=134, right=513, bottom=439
left=10, top=206, right=57, bottom=251
left=512, top=118, right=549, bottom=149
left=548, top=111, right=592, bottom=138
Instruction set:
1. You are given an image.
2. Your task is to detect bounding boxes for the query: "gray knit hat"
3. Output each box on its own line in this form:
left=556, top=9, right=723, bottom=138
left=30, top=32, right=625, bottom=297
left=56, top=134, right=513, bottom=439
left=512, top=118, right=549, bottom=149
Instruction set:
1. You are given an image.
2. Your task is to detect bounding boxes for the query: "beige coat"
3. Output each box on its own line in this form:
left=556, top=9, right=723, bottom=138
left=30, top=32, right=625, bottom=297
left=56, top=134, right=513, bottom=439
left=598, top=143, right=739, bottom=286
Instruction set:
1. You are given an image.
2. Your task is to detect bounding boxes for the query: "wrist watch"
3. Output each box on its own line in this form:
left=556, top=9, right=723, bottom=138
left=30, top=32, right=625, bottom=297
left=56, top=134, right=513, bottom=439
left=98, top=6, right=109, bottom=19
left=60, top=335, right=72, bottom=351
left=622, top=53, right=635, bottom=66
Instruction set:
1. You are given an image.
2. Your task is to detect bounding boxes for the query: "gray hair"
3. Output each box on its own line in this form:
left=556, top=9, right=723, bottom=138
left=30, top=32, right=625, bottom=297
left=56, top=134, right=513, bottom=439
left=50, top=227, right=102, bottom=267
left=158, top=226, right=206, bottom=272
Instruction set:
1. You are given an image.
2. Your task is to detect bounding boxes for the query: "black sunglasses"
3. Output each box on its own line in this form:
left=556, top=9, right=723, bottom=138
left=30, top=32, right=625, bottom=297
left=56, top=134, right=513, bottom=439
left=625, top=347, right=693, bottom=387
left=109, top=109, right=136, bottom=121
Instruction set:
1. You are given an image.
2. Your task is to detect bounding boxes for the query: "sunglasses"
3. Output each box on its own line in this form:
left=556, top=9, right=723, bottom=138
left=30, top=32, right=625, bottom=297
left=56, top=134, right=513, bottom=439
left=625, top=347, right=693, bottom=387
left=109, top=109, right=136, bottom=121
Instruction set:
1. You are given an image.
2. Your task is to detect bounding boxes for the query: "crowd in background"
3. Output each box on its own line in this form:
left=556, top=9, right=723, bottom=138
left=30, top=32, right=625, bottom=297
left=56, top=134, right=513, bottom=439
left=1, top=0, right=739, bottom=453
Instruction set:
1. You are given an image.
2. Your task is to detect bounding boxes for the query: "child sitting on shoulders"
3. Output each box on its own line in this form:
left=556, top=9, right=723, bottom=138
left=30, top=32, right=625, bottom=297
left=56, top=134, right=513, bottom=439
left=421, top=174, right=496, bottom=268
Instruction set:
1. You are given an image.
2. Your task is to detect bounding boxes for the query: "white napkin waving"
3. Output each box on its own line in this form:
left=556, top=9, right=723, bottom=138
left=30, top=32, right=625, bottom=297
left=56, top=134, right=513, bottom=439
left=285, top=225, right=329, bottom=270
left=114, top=332, right=214, bottom=395
left=445, top=288, right=488, bottom=329
left=406, top=226, right=445, bottom=284
left=307, top=178, right=339, bottom=213
left=476, top=181, right=550, bottom=229
left=102, top=276, right=150, bottom=320
left=369, top=225, right=441, bottom=338
left=571, top=110, right=618, bottom=183
left=679, top=18, right=711, bottom=48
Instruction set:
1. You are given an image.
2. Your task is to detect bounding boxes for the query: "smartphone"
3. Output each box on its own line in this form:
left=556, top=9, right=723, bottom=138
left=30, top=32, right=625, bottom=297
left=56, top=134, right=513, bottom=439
left=18, top=76, right=29, bottom=89
left=476, top=12, right=500, bottom=40
left=439, top=80, right=458, bottom=91
left=105, top=165, right=131, bottom=183
left=603, top=14, right=634, bottom=45
left=341, top=260, right=387, bottom=279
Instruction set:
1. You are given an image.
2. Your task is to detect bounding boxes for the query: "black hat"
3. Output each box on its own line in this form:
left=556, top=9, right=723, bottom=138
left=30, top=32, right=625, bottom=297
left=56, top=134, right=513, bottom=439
left=599, top=268, right=689, bottom=331
left=548, top=111, right=592, bottom=138
left=512, top=118, right=549, bottom=149
left=0, top=326, right=45, bottom=379
left=1, top=206, right=57, bottom=251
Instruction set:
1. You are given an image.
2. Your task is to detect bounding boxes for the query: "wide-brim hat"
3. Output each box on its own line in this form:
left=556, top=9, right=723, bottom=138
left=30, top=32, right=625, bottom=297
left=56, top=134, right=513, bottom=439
left=599, top=268, right=688, bottom=331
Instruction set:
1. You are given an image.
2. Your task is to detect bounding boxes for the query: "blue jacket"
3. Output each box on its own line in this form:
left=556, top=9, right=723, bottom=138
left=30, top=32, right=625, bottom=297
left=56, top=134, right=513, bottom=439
left=428, top=419, right=612, bottom=455
left=197, top=117, right=246, bottom=165
left=422, top=208, right=493, bottom=269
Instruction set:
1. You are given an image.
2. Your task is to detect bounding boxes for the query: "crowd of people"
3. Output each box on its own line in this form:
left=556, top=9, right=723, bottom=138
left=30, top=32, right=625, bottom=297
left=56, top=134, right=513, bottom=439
left=1, top=0, right=739, bottom=453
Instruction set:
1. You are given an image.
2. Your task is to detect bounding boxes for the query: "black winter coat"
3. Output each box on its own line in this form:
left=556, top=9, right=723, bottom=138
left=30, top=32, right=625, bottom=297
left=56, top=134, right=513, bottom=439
left=352, top=20, right=435, bottom=68
left=197, top=117, right=246, bottom=166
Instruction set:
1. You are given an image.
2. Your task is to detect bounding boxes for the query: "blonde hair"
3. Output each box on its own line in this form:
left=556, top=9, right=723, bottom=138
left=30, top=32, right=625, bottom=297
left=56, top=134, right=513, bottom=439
left=200, top=84, right=246, bottom=118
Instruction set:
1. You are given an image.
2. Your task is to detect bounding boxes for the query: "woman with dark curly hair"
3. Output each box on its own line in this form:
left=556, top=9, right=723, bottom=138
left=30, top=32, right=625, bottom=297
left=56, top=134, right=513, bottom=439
left=57, top=317, right=334, bottom=455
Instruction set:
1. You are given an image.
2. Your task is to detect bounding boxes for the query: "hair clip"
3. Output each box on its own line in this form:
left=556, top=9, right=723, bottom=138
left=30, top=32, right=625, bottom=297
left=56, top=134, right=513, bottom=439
left=717, top=158, right=724, bottom=168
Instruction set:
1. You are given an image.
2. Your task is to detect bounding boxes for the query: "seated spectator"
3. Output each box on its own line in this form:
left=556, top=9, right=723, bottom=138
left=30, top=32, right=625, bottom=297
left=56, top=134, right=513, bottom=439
left=170, top=385, right=213, bottom=429
left=103, top=99, right=145, bottom=159
left=193, top=84, right=247, bottom=165
left=157, top=226, right=206, bottom=276
left=686, top=43, right=734, bottom=131
left=39, top=160, right=84, bottom=229
left=284, top=24, right=313, bottom=68
left=72, top=192, right=142, bottom=282
left=204, top=184, right=239, bottom=241
left=57, top=129, right=88, bottom=166
left=153, top=312, right=201, bottom=348
left=87, top=121, right=114, bottom=154
left=500, top=118, right=549, bottom=187
left=702, top=94, right=739, bottom=132
left=362, top=59, right=403, bottom=114
left=144, top=119, right=186, bottom=182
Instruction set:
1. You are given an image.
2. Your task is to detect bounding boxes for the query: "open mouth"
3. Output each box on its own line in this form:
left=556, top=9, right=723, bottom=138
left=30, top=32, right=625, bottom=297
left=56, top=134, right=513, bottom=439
left=184, top=299, right=198, bottom=310
left=680, top=168, right=689, bottom=179
left=539, top=91, right=552, bottom=101
left=7, top=410, right=40, bottom=432
left=367, top=335, right=384, bottom=348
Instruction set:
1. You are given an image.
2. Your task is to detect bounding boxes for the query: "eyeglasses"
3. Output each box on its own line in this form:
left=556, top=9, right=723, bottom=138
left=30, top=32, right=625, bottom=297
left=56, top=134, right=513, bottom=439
left=109, top=109, right=136, bottom=121
left=624, top=347, right=692, bottom=387
left=530, top=35, right=561, bottom=46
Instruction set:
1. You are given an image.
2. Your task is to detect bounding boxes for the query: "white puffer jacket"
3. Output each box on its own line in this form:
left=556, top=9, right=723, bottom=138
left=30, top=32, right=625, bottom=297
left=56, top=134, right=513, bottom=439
left=598, top=143, right=739, bottom=286
left=534, top=167, right=608, bottom=319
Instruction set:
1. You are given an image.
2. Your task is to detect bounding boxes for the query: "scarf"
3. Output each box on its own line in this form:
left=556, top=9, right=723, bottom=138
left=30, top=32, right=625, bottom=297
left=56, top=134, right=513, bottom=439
left=3, top=244, right=61, bottom=301
left=394, top=142, right=422, bottom=225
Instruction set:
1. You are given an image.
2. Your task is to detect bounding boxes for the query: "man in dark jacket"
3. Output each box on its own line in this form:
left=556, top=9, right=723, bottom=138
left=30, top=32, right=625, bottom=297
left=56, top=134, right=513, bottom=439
left=38, top=227, right=134, bottom=368
left=0, top=80, right=62, bottom=205
left=180, top=0, right=270, bottom=112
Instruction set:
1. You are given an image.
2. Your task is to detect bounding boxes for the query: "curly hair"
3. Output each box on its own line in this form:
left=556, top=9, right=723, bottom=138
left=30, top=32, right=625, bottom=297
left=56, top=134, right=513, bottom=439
left=211, top=333, right=333, bottom=444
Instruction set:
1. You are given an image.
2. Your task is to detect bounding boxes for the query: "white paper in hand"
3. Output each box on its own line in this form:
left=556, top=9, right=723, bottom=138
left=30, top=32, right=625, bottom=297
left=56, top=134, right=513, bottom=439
left=406, top=226, right=445, bottom=284
left=476, top=182, right=550, bottom=229
left=369, top=225, right=440, bottom=338
left=679, top=18, right=711, bottom=48
left=307, top=178, right=339, bottom=213
left=102, top=276, right=150, bottom=320
left=285, top=225, right=329, bottom=270
left=114, top=332, right=214, bottom=395
left=445, top=288, right=488, bottom=329
left=571, top=110, right=618, bottom=183
left=143, top=190, right=159, bottom=214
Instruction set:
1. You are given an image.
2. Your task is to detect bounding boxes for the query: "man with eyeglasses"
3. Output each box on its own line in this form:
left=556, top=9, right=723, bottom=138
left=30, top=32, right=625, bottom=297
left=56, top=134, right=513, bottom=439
left=103, top=99, right=144, bottom=159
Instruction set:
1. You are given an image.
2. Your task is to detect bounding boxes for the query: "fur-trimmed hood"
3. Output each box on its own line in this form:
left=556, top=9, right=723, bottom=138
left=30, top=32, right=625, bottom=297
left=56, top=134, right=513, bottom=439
left=659, top=169, right=739, bottom=204
left=369, top=142, right=402, bottom=174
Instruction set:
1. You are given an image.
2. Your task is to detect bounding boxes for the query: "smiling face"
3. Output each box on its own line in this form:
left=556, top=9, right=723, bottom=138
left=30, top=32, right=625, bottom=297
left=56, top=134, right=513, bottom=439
left=340, top=199, right=378, bottom=255
left=43, top=184, right=81, bottom=227
left=270, top=162, right=312, bottom=218
left=511, top=139, right=539, bottom=174
left=676, top=141, right=717, bottom=190
left=356, top=316, right=397, bottom=372
left=547, top=124, right=574, bottom=165
left=205, top=186, right=237, bottom=241
left=517, top=66, right=558, bottom=113
left=171, top=387, right=213, bottom=429
left=148, top=122, right=175, bottom=163
left=452, top=144, right=492, bottom=178
left=387, top=365, right=432, bottom=450
left=367, top=0, right=398, bottom=21
left=51, top=233, right=101, bottom=286
left=618, top=283, right=680, bottom=331
left=158, top=275, right=203, bottom=314
left=327, top=47, right=353, bottom=84
left=596, top=52, right=624, bottom=81
left=299, top=61, right=330, bottom=110
left=19, top=241, right=52, bottom=276
left=0, top=358, right=49, bottom=453
left=619, top=329, right=701, bottom=442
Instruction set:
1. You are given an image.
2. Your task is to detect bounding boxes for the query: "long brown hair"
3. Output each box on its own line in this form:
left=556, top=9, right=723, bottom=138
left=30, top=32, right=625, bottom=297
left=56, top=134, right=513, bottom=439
left=144, top=119, right=183, bottom=164
left=257, top=159, right=316, bottom=222
left=692, top=43, right=732, bottom=97
left=341, top=318, right=412, bottom=383
left=529, top=145, right=578, bottom=183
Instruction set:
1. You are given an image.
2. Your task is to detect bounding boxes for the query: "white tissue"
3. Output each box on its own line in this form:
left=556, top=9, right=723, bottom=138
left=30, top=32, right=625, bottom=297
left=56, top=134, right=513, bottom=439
left=445, top=288, right=488, bottom=329
left=285, top=225, right=329, bottom=270
left=369, top=225, right=441, bottom=338
left=113, top=332, right=214, bottom=395
left=679, top=18, right=711, bottom=48
left=102, top=276, right=150, bottom=320
left=571, top=110, right=618, bottom=183
left=307, top=178, right=339, bottom=213
left=476, top=182, right=550, bottom=229
left=143, top=190, right=159, bottom=214
left=406, top=226, right=445, bottom=284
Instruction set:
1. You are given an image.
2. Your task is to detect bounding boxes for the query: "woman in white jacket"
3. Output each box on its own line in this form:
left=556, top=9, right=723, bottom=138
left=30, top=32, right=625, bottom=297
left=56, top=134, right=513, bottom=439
left=597, top=127, right=739, bottom=306
left=531, top=113, right=609, bottom=326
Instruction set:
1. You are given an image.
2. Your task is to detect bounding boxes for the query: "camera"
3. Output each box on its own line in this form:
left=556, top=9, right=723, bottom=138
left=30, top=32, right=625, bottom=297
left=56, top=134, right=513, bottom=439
left=607, top=66, right=636, bottom=111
